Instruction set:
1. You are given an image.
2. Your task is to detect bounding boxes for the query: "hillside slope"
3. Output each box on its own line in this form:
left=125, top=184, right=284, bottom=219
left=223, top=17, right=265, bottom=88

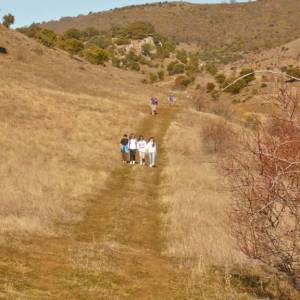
left=0, top=25, right=162, bottom=234
left=42, top=0, right=300, bottom=52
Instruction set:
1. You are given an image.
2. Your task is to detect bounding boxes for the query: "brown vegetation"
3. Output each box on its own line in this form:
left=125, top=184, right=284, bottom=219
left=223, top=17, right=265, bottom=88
left=225, top=87, right=300, bottom=290
left=201, top=118, right=236, bottom=153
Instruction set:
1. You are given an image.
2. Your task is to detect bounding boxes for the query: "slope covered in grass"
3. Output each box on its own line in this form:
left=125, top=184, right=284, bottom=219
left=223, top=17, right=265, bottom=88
left=42, top=0, right=300, bottom=53
left=0, top=25, right=162, bottom=235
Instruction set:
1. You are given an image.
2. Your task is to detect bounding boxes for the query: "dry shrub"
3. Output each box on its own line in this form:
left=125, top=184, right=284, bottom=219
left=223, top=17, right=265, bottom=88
left=225, top=87, right=300, bottom=291
left=201, top=118, right=236, bottom=153
left=211, top=101, right=234, bottom=120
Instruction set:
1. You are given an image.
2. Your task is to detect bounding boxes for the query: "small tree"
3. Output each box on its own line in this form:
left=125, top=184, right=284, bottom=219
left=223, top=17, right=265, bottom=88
left=206, top=62, right=218, bottom=76
left=226, top=88, right=300, bottom=291
left=142, top=43, right=154, bottom=57
left=36, top=29, right=57, bottom=47
left=201, top=118, right=236, bottom=153
left=62, top=28, right=81, bottom=40
left=157, top=70, right=164, bottom=81
left=86, top=35, right=112, bottom=49
left=83, top=46, right=109, bottom=65
left=2, top=14, right=15, bottom=28
left=176, top=49, right=188, bottom=64
left=81, top=27, right=100, bottom=40
left=57, top=38, right=84, bottom=55
left=174, top=75, right=192, bottom=90
left=149, top=72, right=158, bottom=83
left=167, top=61, right=185, bottom=75
left=206, top=82, right=215, bottom=93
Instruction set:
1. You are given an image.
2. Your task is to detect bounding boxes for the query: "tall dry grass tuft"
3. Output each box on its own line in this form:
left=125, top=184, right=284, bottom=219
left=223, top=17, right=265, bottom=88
left=161, top=110, right=300, bottom=298
left=0, top=27, right=163, bottom=236
left=162, top=111, right=245, bottom=270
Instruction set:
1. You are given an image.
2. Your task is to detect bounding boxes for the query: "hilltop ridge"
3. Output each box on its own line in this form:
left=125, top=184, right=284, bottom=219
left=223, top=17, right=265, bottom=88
left=41, top=0, right=300, bottom=53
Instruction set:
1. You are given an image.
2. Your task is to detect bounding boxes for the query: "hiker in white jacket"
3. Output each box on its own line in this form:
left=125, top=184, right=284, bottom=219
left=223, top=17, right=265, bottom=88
left=128, top=134, right=138, bottom=164
left=147, top=137, right=157, bottom=168
left=137, top=136, right=147, bottom=166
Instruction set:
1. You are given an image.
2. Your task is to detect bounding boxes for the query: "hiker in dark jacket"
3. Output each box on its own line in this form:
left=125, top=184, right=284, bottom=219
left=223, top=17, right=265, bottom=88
left=120, top=134, right=129, bottom=163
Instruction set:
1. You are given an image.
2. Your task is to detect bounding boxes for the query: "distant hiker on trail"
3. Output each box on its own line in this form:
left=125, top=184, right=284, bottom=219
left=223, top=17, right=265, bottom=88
left=120, top=134, right=129, bottom=164
left=129, top=134, right=138, bottom=165
left=150, top=97, right=158, bottom=115
left=147, top=137, right=157, bottom=168
left=168, top=94, right=175, bottom=106
left=137, top=136, right=147, bottom=166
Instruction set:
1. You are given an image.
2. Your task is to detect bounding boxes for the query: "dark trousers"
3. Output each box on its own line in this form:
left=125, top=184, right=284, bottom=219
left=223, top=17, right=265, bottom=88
left=130, top=150, right=137, bottom=162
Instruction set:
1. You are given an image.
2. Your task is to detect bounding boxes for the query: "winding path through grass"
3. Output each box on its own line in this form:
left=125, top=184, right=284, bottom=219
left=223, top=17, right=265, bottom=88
left=0, top=106, right=192, bottom=299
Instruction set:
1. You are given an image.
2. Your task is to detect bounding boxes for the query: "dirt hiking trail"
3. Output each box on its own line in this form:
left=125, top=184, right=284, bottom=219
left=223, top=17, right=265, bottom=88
left=0, top=106, right=197, bottom=299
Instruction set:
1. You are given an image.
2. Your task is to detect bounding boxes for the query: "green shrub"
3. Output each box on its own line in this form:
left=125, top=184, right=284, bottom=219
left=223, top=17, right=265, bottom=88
left=240, top=68, right=255, bottom=83
left=36, top=29, right=57, bottom=47
left=112, top=56, right=122, bottom=68
left=57, top=38, right=84, bottom=55
left=62, top=28, right=81, bottom=40
left=142, top=43, right=155, bottom=57
left=280, top=66, right=288, bottom=73
left=186, top=53, right=199, bottom=76
left=174, top=75, right=192, bottom=90
left=261, top=82, right=267, bottom=88
left=176, top=49, right=188, bottom=64
left=206, top=62, right=218, bottom=76
left=130, top=62, right=141, bottom=71
left=112, top=22, right=155, bottom=40
left=286, top=66, right=300, bottom=78
left=226, top=78, right=247, bottom=94
left=215, top=73, right=226, bottom=86
left=121, top=51, right=141, bottom=71
left=86, top=35, right=112, bottom=49
left=115, top=36, right=131, bottom=45
left=81, top=27, right=100, bottom=40
left=206, top=82, right=216, bottom=93
left=2, top=14, right=15, bottom=28
left=167, top=61, right=185, bottom=75
left=83, top=46, right=109, bottom=65
left=149, top=72, right=158, bottom=83
left=154, top=34, right=176, bottom=59
left=17, top=24, right=41, bottom=38
left=157, top=70, right=165, bottom=81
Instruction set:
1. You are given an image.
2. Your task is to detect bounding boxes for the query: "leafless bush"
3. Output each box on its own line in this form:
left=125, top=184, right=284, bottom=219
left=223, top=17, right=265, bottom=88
left=211, top=101, right=234, bottom=120
left=225, top=87, right=300, bottom=290
left=202, top=118, right=236, bottom=153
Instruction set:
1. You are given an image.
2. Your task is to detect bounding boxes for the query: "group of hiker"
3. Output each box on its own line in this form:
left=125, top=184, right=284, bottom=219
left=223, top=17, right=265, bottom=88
left=120, top=135, right=157, bottom=167
left=119, top=95, right=175, bottom=167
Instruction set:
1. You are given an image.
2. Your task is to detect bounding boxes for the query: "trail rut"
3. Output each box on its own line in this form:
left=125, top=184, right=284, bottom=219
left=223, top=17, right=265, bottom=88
left=0, top=106, right=193, bottom=299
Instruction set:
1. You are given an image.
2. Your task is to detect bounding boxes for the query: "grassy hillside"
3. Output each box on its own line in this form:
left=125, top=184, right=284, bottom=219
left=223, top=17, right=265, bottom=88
left=42, top=0, right=300, bottom=53
left=1, top=24, right=300, bottom=298
left=0, top=25, right=162, bottom=235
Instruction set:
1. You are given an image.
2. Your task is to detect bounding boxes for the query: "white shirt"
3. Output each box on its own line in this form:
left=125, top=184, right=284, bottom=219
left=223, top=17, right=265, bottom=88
left=137, top=140, right=147, bottom=152
left=128, top=138, right=137, bottom=150
left=147, top=141, right=157, bottom=153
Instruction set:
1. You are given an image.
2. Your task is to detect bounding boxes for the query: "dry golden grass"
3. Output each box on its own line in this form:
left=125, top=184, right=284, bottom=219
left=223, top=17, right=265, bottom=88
left=0, top=26, right=163, bottom=236
left=162, top=110, right=245, bottom=269
left=161, top=109, right=300, bottom=299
